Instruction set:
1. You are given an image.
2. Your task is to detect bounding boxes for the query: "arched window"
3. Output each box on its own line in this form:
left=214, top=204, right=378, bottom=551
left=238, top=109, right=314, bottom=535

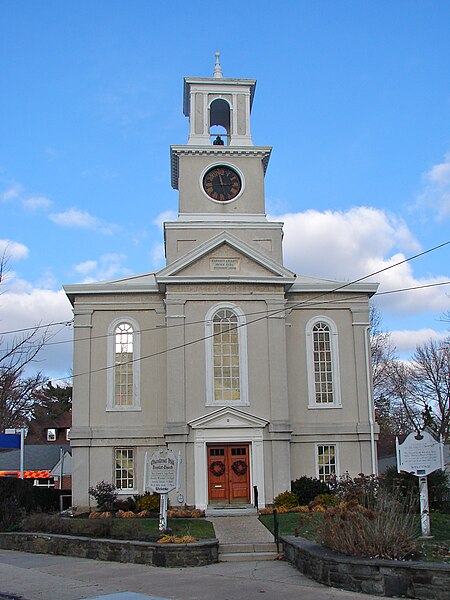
left=114, top=323, right=134, bottom=406
left=306, top=317, right=341, bottom=408
left=205, top=304, right=248, bottom=406
left=107, top=318, right=141, bottom=410
left=209, top=98, right=231, bottom=145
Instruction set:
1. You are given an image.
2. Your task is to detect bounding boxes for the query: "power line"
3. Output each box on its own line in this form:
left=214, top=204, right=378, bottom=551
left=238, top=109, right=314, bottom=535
left=50, top=238, right=450, bottom=383
left=2, top=239, right=449, bottom=339
left=0, top=320, right=72, bottom=336
left=6, top=278, right=450, bottom=352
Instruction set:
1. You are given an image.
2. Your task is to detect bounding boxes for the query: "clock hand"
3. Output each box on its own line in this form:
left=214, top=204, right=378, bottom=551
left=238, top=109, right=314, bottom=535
left=218, top=173, right=226, bottom=195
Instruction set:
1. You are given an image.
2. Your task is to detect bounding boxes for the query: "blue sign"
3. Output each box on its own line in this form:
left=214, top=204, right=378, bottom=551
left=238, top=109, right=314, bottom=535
left=0, top=433, right=21, bottom=449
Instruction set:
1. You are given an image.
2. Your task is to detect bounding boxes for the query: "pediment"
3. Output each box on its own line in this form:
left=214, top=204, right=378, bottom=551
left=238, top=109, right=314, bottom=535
left=188, top=407, right=269, bottom=430
left=157, top=231, right=295, bottom=283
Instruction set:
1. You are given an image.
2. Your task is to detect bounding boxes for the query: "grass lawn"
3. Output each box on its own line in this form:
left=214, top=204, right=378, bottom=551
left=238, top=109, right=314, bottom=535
left=259, top=512, right=450, bottom=563
left=20, top=514, right=215, bottom=542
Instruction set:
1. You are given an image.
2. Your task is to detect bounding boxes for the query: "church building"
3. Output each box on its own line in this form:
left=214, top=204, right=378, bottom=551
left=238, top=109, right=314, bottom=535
left=65, top=55, right=378, bottom=511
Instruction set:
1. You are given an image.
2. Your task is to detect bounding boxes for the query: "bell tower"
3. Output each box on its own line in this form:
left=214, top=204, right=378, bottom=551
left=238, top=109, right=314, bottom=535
left=165, top=54, right=284, bottom=267
left=184, top=51, right=254, bottom=147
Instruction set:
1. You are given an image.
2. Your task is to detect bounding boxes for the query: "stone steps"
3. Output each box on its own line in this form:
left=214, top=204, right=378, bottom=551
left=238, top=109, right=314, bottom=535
left=206, top=507, right=258, bottom=517
left=218, top=542, right=280, bottom=562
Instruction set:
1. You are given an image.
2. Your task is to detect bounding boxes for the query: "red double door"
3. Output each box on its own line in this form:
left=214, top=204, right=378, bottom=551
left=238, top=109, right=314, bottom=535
left=207, top=444, right=250, bottom=504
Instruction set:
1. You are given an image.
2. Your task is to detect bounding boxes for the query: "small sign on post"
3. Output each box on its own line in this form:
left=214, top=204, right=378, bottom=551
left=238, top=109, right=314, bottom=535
left=145, top=449, right=181, bottom=532
left=396, top=430, right=444, bottom=538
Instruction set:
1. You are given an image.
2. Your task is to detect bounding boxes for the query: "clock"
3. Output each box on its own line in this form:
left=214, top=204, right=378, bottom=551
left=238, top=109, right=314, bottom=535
left=202, top=165, right=242, bottom=202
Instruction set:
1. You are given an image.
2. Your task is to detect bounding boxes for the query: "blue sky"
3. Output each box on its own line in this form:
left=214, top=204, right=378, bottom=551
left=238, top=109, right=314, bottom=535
left=1, top=1, right=450, bottom=380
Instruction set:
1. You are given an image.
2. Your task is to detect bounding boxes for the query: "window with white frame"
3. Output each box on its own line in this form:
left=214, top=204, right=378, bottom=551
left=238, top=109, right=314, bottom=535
left=205, top=304, right=248, bottom=405
left=107, top=318, right=141, bottom=410
left=317, top=444, right=337, bottom=482
left=306, top=316, right=341, bottom=408
left=114, top=448, right=135, bottom=491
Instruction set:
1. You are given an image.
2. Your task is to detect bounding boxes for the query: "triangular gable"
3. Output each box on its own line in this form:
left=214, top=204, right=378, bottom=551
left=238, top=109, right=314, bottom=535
left=157, top=231, right=295, bottom=281
left=188, top=407, right=269, bottom=430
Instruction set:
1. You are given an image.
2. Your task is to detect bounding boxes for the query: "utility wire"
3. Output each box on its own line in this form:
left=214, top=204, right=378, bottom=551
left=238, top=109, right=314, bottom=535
left=3, top=239, right=450, bottom=338
left=5, top=279, right=450, bottom=352
left=49, top=238, right=450, bottom=383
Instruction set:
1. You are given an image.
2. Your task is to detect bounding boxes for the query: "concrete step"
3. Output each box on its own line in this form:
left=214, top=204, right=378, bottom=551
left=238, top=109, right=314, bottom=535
left=219, top=551, right=279, bottom=562
left=206, top=507, right=258, bottom=517
left=218, top=542, right=281, bottom=562
left=219, top=542, right=278, bottom=554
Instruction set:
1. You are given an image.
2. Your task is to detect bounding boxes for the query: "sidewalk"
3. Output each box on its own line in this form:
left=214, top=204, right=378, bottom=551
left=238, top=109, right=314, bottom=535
left=0, top=548, right=383, bottom=600
left=208, top=515, right=274, bottom=543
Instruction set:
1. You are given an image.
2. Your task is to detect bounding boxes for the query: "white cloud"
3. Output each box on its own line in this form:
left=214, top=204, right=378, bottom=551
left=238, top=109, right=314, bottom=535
left=417, top=152, right=450, bottom=220
left=274, top=206, right=449, bottom=316
left=49, top=207, right=117, bottom=235
left=0, top=287, right=73, bottom=379
left=73, top=253, right=132, bottom=282
left=74, top=260, right=98, bottom=275
left=23, top=195, right=52, bottom=211
left=150, top=242, right=165, bottom=269
left=0, top=183, right=23, bottom=202
left=153, top=210, right=177, bottom=229
left=391, top=328, right=449, bottom=356
left=0, top=239, right=29, bottom=261
left=0, top=183, right=52, bottom=212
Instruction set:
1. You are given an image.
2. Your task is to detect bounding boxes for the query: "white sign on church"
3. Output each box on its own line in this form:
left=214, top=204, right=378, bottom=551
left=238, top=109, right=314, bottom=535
left=148, top=449, right=179, bottom=494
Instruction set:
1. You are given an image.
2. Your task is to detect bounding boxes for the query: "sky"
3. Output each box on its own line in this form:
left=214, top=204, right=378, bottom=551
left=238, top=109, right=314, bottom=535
left=1, top=0, right=450, bottom=381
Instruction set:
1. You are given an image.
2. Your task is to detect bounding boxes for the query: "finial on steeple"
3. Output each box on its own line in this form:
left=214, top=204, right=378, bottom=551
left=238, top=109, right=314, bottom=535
left=213, top=51, right=223, bottom=78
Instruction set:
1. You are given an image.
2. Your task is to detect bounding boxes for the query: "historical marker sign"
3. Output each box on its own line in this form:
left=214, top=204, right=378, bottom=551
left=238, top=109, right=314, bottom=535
left=396, top=430, right=444, bottom=538
left=149, top=449, right=179, bottom=494
left=396, top=430, right=443, bottom=476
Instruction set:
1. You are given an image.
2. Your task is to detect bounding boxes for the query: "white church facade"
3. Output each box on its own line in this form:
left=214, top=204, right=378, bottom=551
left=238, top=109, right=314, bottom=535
left=65, top=56, right=378, bottom=511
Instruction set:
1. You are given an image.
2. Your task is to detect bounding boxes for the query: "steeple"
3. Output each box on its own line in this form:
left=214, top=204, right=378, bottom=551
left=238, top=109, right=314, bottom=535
left=182, top=53, right=256, bottom=146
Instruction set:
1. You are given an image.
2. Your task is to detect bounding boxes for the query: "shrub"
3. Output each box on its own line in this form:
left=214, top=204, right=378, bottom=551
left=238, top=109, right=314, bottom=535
left=0, top=496, right=25, bottom=531
left=308, top=493, right=338, bottom=509
left=22, top=513, right=113, bottom=538
left=381, top=467, right=450, bottom=513
left=0, top=478, right=61, bottom=520
left=135, top=492, right=160, bottom=513
left=274, top=490, right=298, bottom=509
left=318, top=491, right=418, bottom=560
left=291, top=476, right=330, bottom=505
left=328, top=473, right=380, bottom=507
left=114, top=497, right=136, bottom=512
left=88, top=481, right=118, bottom=511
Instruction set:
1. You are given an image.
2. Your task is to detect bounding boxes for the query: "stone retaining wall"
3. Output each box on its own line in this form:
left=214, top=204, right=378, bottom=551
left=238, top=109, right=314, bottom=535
left=0, top=532, right=218, bottom=568
left=282, top=536, right=450, bottom=600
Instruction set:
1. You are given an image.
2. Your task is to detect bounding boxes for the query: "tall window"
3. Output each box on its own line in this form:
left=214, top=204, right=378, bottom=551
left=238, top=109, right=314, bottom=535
left=306, top=316, right=341, bottom=408
left=317, top=444, right=337, bottom=482
left=115, top=448, right=134, bottom=490
left=313, top=321, right=333, bottom=404
left=107, top=318, right=141, bottom=410
left=213, top=309, right=240, bottom=402
left=114, top=323, right=134, bottom=406
left=205, top=304, right=248, bottom=406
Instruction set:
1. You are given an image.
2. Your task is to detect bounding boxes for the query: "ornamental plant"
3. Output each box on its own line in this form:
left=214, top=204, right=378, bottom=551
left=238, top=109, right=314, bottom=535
left=328, top=473, right=380, bottom=508
left=291, top=476, right=330, bottom=505
left=273, top=490, right=298, bottom=509
left=88, top=481, right=118, bottom=511
left=135, top=492, right=160, bottom=513
left=318, top=491, right=418, bottom=560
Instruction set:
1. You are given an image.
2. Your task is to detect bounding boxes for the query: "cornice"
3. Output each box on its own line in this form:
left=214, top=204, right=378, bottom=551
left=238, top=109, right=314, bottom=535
left=164, top=219, right=283, bottom=228
left=170, top=145, right=272, bottom=189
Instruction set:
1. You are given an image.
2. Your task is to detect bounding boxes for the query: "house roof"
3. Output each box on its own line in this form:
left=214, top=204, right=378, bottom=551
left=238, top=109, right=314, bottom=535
left=0, top=445, right=71, bottom=471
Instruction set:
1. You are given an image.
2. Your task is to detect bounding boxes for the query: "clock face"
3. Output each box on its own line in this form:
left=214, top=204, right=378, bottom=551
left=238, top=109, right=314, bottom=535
left=202, top=166, right=242, bottom=202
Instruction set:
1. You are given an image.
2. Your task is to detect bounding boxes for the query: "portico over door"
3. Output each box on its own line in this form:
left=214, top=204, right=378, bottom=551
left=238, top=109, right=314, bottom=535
left=207, top=444, right=250, bottom=504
